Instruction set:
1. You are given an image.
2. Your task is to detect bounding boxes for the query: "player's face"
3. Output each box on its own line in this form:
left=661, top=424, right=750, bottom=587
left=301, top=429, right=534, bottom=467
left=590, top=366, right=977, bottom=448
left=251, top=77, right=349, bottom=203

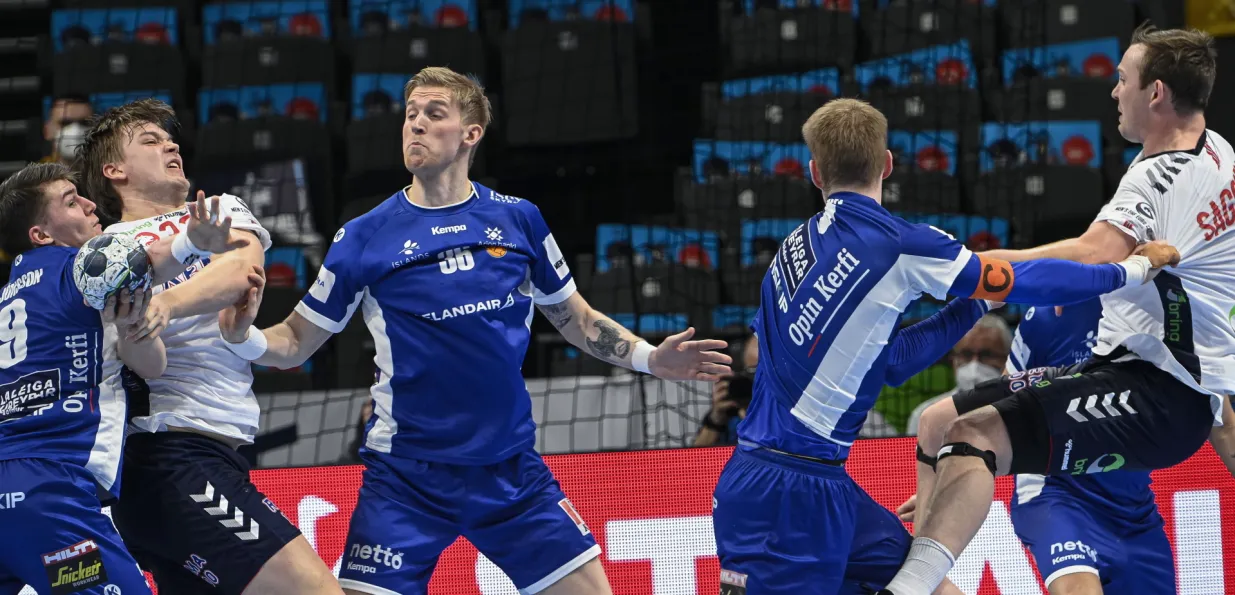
left=1113, top=44, right=1153, bottom=144
left=403, top=86, right=471, bottom=173
left=113, top=122, right=190, bottom=200
left=29, top=179, right=102, bottom=249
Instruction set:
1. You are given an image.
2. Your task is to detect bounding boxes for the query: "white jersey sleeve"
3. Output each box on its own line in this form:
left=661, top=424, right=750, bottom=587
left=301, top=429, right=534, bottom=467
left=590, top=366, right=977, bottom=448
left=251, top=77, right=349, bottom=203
left=217, top=194, right=272, bottom=251
left=1094, top=157, right=1161, bottom=244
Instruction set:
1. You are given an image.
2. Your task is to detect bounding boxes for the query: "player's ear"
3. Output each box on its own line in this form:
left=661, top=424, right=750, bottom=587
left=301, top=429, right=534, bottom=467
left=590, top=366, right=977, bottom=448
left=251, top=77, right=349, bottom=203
left=882, top=149, right=894, bottom=180
left=28, top=224, right=54, bottom=248
left=463, top=124, right=484, bottom=148
left=808, top=159, right=824, bottom=190
left=102, top=161, right=125, bottom=183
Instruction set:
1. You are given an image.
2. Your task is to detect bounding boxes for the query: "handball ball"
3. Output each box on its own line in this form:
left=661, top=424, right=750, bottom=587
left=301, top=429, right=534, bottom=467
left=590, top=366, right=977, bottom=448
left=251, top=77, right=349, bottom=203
left=73, top=234, right=153, bottom=310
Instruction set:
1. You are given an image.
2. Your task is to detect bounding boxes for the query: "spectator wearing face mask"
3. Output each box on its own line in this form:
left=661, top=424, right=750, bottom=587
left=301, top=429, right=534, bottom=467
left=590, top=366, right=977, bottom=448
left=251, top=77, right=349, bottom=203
left=40, top=95, right=93, bottom=165
left=905, top=313, right=1012, bottom=435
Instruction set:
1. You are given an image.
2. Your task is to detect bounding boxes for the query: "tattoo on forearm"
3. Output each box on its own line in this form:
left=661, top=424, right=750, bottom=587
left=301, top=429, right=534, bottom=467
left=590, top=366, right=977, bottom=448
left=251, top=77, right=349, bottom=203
left=540, top=303, right=573, bottom=330
left=586, top=320, right=631, bottom=362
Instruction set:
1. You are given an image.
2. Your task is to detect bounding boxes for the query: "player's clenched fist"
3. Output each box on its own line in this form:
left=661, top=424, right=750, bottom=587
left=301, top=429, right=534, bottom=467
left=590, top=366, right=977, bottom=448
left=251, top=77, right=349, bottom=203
left=1133, top=240, right=1181, bottom=269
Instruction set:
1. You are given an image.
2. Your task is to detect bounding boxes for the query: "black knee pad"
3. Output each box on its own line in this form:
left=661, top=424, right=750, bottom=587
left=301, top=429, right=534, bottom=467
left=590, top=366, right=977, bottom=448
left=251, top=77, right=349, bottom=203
left=915, top=444, right=937, bottom=470
left=937, top=442, right=997, bottom=475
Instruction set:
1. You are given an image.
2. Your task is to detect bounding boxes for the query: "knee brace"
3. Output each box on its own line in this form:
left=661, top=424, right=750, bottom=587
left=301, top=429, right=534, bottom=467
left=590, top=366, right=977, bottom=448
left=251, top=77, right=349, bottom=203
left=937, top=442, right=997, bottom=475
left=916, top=444, right=938, bottom=470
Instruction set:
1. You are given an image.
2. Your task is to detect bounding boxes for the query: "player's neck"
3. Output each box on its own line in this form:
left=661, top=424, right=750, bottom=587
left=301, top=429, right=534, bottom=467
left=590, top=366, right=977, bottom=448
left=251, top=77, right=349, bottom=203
left=1141, top=114, right=1206, bottom=157
left=120, top=189, right=188, bottom=222
left=828, top=182, right=883, bottom=204
left=406, top=168, right=472, bottom=209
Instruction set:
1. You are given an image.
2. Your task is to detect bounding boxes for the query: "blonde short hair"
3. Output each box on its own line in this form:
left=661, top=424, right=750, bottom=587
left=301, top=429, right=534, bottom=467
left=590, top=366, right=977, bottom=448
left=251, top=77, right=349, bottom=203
left=404, top=66, right=492, bottom=129
left=800, top=98, right=888, bottom=191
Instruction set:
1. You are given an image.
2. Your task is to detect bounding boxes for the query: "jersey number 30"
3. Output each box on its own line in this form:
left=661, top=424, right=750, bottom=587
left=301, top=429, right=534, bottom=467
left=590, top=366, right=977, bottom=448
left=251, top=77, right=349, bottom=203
left=0, top=299, right=29, bottom=369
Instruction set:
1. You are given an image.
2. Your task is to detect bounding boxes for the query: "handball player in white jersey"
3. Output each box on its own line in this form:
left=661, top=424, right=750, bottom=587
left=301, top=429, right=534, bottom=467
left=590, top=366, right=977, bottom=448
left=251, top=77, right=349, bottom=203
left=217, top=66, right=733, bottom=595
left=74, top=99, right=342, bottom=595
left=884, top=24, right=1235, bottom=595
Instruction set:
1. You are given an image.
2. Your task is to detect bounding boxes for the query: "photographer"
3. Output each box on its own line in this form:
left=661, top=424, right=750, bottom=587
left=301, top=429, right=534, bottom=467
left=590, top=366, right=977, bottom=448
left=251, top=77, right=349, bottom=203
left=695, top=334, right=759, bottom=446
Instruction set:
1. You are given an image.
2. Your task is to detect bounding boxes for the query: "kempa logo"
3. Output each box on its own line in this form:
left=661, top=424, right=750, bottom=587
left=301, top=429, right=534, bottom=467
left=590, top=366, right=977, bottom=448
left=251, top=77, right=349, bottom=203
left=432, top=224, right=467, bottom=235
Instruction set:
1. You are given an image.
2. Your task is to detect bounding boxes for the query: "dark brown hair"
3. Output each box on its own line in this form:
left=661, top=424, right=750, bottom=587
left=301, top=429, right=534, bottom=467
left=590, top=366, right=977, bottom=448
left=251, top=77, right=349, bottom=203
left=1130, top=22, right=1217, bottom=114
left=75, top=98, right=179, bottom=221
left=0, top=162, right=76, bottom=257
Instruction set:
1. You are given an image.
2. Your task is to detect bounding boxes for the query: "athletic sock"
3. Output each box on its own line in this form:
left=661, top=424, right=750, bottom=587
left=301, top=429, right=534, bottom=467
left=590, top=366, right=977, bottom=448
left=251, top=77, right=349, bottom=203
left=883, top=537, right=956, bottom=595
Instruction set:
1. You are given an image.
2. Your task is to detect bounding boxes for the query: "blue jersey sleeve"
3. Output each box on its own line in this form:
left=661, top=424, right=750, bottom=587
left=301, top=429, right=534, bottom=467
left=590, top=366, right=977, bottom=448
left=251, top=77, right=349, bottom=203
left=294, top=225, right=370, bottom=334
left=898, top=224, right=975, bottom=300
left=1006, top=308, right=1036, bottom=374
left=885, top=298, right=990, bottom=387
left=523, top=203, right=576, bottom=305
left=947, top=254, right=1127, bottom=307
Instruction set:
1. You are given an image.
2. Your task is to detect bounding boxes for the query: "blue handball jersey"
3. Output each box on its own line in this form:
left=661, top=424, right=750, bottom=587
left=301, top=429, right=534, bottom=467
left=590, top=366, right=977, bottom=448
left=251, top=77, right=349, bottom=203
left=1009, top=300, right=1157, bottom=513
left=296, top=183, right=575, bottom=465
left=742, top=192, right=980, bottom=461
left=0, top=247, right=126, bottom=497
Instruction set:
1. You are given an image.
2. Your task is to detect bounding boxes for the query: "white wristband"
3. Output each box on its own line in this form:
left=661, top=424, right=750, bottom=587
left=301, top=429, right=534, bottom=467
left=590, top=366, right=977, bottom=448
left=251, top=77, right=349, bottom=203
left=222, top=327, right=268, bottom=361
left=1116, top=254, right=1153, bottom=286
left=171, top=232, right=212, bottom=265
left=632, top=341, right=654, bottom=374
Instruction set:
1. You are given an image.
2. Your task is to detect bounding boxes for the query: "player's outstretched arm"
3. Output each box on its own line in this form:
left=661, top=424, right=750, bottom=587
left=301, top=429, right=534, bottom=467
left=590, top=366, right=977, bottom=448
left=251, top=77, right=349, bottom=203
left=947, top=242, right=1179, bottom=307
left=981, top=221, right=1137, bottom=265
left=1209, top=396, right=1235, bottom=480
left=538, top=292, right=733, bottom=382
left=218, top=266, right=333, bottom=369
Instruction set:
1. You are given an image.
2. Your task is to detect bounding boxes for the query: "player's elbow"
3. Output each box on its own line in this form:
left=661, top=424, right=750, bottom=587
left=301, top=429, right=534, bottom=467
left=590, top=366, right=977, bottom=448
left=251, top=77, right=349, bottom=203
left=885, top=366, right=912, bottom=388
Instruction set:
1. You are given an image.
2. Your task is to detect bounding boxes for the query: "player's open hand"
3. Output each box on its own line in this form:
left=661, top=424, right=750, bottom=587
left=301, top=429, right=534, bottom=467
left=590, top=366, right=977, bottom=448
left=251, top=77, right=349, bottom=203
left=186, top=191, right=246, bottom=255
left=648, top=327, right=733, bottom=382
left=220, top=265, right=266, bottom=343
left=1133, top=240, right=1181, bottom=269
left=897, top=493, right=917, bottom=523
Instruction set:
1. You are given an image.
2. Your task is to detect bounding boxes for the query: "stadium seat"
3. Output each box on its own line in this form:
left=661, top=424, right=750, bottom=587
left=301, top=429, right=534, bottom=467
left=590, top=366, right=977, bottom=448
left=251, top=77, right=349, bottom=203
left=1001, top=0, right=1136, bottom=48
left=860, top=0, right=996, bottom=60
left=676, top=173, right=819, bottom=245
left=501, top=20, right=638, bottom=146
left=52, top=44, right=186, bottom=105
left=351, top=27, right=485, bottom=82
left=724, top=5, right=857, bottom=74
left=587, top=264, right=720, bottom=327
left=972, top=166, right=1105, bottom=247
left=201, top=37, right=335, bottom=88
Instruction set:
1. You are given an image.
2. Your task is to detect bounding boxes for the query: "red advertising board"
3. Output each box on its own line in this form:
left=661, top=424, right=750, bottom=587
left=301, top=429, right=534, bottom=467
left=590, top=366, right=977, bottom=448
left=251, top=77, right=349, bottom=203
left=251, top=438, right=1235, bottom=594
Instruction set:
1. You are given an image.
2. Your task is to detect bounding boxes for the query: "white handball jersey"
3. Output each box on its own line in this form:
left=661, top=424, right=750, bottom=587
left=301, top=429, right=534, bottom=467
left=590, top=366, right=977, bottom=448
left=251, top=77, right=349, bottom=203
left=1094, top=130, right=1235, bottom=422
left=104, top=194, right=272, bottom=442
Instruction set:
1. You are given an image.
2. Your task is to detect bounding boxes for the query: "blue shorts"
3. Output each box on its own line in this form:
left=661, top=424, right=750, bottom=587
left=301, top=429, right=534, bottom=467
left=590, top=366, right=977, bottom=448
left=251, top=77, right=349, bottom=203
left=712, top=446, right=911, bottom=595
left=337, top=448, right=600, bottom=595
left=0, top=458, right=150, bottom=595
left=1012, top=490, right=1175, bottom=591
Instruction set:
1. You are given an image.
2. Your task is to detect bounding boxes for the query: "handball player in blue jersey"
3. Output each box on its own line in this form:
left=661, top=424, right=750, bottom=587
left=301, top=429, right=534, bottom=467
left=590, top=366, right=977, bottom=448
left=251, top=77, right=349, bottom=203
left=0, top=162, right=240, bottom=594
left=903, top=299, right=1181, bottom=594
left=708, top=98, right=1180, bottom=595
left=216, top=66, right=733, bottom=595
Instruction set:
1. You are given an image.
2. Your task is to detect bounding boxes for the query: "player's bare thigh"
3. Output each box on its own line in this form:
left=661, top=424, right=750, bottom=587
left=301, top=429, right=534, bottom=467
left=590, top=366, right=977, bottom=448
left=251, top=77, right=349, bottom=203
left=537, top=558, right=613, bottom=595
left=1049, top=571, right=1103, bottom=595
left=244, top=535, right=343, bottom=595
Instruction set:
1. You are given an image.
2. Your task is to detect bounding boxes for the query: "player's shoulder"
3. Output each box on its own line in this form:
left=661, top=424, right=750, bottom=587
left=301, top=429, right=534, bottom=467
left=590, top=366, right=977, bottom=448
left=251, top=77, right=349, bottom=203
left=334, top=191, right=407, bottom=246
left=473, top=181, right=540, bottom=217
left=892, top=218, right=964, bottom=260
left=1123, top=130, right=1229, bottom=192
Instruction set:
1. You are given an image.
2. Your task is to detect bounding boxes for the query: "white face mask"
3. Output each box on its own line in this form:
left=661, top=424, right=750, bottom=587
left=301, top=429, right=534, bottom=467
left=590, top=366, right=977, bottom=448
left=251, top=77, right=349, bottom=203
left=955, top=360, right=1002, bottom=392
left=56, top=121, right=87, bottom=160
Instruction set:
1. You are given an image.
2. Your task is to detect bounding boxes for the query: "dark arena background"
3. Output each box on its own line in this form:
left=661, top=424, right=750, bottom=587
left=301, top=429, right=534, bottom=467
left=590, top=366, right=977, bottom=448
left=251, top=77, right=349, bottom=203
left=4, top=0, right=1235, bottom=593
